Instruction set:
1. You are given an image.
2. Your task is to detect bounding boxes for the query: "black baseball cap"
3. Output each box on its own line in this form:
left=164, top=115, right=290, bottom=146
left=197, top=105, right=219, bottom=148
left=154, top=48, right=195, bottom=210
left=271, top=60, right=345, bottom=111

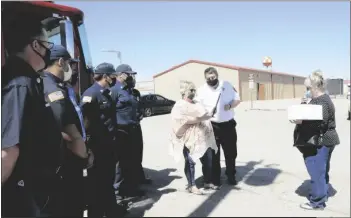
left=50, top=45, right=79, bottom=63
left=115, top=64, right=137, bottom=75
left=94, top=62, right=116, bottom=75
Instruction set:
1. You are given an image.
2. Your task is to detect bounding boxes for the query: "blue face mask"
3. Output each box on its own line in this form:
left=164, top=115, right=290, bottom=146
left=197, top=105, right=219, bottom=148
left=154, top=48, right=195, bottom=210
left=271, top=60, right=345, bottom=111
left=305, top=90, right=311, bottom=98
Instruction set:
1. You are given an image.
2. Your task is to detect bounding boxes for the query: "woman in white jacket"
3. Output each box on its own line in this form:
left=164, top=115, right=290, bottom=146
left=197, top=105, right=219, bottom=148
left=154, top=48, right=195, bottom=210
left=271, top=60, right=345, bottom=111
left=169, top=81, right=218, bottom=195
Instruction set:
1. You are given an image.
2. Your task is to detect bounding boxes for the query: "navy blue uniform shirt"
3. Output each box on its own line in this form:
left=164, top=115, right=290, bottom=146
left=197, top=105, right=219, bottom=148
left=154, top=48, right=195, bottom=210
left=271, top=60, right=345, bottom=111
left=110, top=81, right=139, bottom=125
left=42, top=72, right=80, bottom=133
left=1, top=57, right=64, bottom=205
left=80, top=82, right=116, bottom=146
left=42, top=72, right=88, bottom=169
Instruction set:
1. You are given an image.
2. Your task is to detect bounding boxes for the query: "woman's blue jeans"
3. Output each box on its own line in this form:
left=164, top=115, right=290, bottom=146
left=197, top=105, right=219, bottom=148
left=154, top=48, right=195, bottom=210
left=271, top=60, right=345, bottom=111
left=303, top=145, right=335, bottom=208
left=183, top=147, right=212, bottom=187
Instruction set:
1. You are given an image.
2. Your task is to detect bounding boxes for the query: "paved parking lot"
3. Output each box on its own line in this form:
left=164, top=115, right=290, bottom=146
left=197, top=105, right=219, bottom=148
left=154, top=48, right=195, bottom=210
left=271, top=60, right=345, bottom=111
left=128, top=98, right=350, bottom=217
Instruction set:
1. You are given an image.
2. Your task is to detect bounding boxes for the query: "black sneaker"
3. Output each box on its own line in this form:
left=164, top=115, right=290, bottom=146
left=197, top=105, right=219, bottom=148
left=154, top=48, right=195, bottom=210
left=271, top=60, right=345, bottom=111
left=115, top=204, right=129, bottom=216
left=124, top=189, right=146, bottom=198
left=228, top=177, right=238, bottom=186
left=210, top=183, right=222, bottom=190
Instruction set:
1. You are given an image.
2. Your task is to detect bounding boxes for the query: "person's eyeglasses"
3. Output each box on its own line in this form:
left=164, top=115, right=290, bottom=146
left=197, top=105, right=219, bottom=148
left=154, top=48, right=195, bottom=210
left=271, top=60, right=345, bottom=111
left=34, top=39, right=55, bottom=49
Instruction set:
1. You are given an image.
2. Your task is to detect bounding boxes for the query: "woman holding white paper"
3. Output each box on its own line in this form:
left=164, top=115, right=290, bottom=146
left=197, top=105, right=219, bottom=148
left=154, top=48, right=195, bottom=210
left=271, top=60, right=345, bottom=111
left=291, top=70, right=340, bottom=210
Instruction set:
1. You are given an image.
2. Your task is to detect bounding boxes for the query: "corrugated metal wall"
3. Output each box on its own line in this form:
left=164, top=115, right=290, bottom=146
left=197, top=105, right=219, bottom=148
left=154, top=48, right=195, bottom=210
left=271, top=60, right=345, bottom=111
left=326, top=79, right=343, bottom=95
left=239, top=70, right=272, bottom=101
left=240, top=70, right=305, bottom=100
left=154, top=63, right=239, bottom=101
left=272, top=75, right=285, bottom=99
left=294, top=77, right=306, bottom=98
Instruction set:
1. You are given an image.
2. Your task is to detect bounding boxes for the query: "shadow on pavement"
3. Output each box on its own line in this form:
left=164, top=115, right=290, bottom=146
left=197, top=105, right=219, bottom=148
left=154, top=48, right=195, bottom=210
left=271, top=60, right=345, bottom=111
left=295, top=179, right=337, bottom=198
left=126, top=168, right=181, bottom=217
left=189, top=161, right=281, bottom=217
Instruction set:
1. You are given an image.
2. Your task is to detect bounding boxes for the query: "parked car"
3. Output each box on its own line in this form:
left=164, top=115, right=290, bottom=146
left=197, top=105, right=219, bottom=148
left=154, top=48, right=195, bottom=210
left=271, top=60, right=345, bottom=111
left=140, top=94, right=176, bottom=117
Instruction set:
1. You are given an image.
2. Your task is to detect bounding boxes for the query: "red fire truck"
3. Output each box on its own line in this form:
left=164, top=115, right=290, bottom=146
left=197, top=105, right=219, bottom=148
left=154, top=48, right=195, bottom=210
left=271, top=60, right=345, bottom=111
left=2, top=1, right=94, bottom=96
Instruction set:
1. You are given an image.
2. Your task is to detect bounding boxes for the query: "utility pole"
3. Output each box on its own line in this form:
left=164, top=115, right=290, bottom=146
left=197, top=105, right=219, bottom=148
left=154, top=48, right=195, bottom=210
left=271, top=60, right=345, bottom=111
left=101, top=49, right=122, bottom=65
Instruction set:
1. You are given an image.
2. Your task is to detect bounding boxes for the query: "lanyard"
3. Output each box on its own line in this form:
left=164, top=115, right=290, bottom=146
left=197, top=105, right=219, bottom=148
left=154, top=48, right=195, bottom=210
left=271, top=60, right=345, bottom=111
left=67, top=87, right=87, bottom=141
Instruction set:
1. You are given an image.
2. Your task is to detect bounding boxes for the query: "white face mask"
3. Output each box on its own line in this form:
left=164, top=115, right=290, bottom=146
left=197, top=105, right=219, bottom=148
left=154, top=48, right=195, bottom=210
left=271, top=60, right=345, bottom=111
left=63, top=64, right=73, bottom=82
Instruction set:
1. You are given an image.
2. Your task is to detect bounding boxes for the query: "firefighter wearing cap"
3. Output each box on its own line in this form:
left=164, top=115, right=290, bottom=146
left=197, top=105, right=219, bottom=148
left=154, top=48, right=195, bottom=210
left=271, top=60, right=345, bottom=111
left=80, top=63, right=126, bottom=217
left=110, top=64, right=150, bottom=200
left=42, top=45, right=93, bottom=216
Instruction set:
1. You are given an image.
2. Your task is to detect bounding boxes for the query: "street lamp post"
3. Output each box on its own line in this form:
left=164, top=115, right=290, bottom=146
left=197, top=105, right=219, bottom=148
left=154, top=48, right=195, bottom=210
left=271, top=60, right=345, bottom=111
left=101, top=49, right=122, bottom=65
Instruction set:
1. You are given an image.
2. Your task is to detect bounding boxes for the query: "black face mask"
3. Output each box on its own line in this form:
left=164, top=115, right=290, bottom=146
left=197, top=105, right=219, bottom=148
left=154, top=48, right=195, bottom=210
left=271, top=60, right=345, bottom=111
left=32, top=41, right=51, bottom=71
left=207, top=78, right=219, bottom=87
left=109, top=77, right=117, bottom=87
left=125, top=75, right=135, bottom=88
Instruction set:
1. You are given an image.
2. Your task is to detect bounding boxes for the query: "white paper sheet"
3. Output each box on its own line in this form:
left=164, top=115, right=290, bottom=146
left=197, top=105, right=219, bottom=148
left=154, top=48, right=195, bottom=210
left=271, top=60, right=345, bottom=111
left=288, top=104, right=323, bottom=120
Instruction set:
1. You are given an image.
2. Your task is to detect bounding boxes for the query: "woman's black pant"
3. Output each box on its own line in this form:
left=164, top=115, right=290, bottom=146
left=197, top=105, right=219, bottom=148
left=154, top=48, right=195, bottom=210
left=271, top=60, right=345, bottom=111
left=183, top=147, right=213, bottom=187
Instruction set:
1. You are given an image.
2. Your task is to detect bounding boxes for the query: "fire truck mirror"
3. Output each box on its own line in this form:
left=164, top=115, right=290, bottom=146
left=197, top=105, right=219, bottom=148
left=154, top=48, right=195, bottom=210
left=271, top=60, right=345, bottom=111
left=59, top=19, right=75, bottom=60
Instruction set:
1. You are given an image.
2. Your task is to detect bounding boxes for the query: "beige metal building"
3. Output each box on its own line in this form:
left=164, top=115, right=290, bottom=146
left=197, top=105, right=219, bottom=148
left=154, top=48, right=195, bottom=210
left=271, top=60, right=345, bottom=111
left=135, top=80, right=154, bottom=95
left=153, top=60, right=306, bottom=101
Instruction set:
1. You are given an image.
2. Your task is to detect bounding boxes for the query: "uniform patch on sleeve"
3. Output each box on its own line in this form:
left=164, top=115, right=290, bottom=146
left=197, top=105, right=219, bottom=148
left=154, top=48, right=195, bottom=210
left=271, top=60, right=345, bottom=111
left=48, top=91, right=64, bottom=102
left=82, top=96, right=92, bottom=103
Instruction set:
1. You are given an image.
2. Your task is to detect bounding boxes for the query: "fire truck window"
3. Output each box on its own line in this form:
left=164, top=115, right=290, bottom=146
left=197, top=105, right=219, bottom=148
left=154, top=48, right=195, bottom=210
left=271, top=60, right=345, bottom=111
left=47, top=26, right=61, bottom=45
left=78, top=24, right=93, bottom=68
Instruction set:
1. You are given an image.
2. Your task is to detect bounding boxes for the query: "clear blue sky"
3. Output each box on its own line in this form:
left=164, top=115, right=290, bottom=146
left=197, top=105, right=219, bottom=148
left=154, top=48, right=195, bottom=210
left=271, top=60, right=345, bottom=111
left=63, top=1, right=350, bottom=81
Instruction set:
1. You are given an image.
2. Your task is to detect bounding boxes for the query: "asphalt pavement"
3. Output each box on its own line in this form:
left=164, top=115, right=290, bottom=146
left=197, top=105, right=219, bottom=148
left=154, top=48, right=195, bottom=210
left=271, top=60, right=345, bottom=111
left=127, top=98, right=350, bottom=217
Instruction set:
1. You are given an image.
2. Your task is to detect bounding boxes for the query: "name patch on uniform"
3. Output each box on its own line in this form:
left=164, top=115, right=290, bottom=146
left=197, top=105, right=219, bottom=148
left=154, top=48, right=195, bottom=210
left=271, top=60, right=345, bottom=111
left=82, top=96, right=92, bottom=103
left=48, top=91, right=64, bottom=102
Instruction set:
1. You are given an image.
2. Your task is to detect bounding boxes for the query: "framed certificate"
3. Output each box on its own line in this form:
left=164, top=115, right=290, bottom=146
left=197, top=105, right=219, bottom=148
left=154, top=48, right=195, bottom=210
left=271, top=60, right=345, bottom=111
left=288, top=104, right=323, bottom=120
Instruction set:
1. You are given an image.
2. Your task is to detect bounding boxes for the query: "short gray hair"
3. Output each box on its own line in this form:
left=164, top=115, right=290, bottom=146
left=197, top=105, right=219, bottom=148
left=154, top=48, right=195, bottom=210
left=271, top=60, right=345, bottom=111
left=307, top=70, right=326, bottom=91
left=180, top=80, right=195, bottom=97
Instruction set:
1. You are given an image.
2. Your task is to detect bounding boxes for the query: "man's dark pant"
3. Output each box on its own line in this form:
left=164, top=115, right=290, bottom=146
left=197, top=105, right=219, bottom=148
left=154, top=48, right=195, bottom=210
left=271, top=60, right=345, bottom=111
left=2, top=185, right=49, bottom=217
left=135, top=124, right=146, bottom=182
left=2, top=173, right=63, bottom=217
left=60, top=152, right=85, bottom=217
left=211, top=119, right=238, bottom=185
left=183, top=147, right=212, bottom=187
left=114, top=124, right=143, bottom=196
left=88, top=143, right=121, bottom=217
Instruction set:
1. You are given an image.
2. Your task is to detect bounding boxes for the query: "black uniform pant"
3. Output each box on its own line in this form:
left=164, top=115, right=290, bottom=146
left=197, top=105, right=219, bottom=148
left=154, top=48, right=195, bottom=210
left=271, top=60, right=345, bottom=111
left=114, top=124, right=144, bottom=195
left=2, top=175, right=63, bottom=217
left=135, top=124, right=146, bottom=182
left=60, top=159, right=85, bottom=217
left=88, top=145, right=120, bottom=217
left=2, top=186, right=47, bottom=217
left=211, top=119, right=238, bottom=185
